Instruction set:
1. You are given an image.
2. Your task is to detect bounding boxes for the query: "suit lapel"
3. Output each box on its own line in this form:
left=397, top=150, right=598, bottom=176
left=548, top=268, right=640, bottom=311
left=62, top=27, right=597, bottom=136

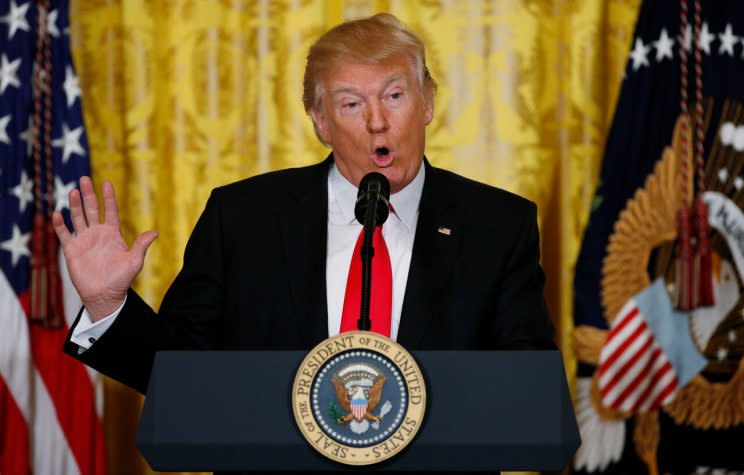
left=279, top=157, right=459, bottom=348
left=397, top=161, right=461, bottom=348
left=280, top=156, right=333, bottom=348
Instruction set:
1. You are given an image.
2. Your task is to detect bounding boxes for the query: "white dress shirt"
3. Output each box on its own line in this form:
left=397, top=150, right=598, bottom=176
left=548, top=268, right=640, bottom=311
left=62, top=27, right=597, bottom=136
left=326, top=162, right=423, bottom=340
left=71, top=161, right=424, bottom=349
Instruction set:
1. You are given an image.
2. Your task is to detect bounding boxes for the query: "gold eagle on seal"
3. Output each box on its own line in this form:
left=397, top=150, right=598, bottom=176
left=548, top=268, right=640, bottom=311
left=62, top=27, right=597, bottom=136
left=332, top=373, right=386, bottom=424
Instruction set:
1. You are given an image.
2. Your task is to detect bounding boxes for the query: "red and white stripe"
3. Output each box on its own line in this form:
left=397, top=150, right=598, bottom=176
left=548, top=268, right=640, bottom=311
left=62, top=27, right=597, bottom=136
left=0, top=267, right=32, bottom=475
left=351, top=401, right=367, bottom=421
left=598, top=300, right=679, bottom=413
left=0, top=250, right=105, bottom=474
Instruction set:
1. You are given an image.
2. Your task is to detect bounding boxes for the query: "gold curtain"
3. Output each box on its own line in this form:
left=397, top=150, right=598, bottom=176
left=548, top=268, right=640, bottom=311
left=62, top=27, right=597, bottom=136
left=68, top=1, right=641, bottom=473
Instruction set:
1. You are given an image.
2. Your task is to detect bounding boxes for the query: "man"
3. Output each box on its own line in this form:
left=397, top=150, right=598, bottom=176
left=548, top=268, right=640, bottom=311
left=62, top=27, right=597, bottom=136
left=55, top=13, right=554, bottom=395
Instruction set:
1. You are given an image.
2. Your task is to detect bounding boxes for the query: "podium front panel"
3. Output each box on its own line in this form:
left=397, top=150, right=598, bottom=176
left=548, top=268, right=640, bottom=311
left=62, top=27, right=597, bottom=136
left=137, top=350, right=579, bottom=472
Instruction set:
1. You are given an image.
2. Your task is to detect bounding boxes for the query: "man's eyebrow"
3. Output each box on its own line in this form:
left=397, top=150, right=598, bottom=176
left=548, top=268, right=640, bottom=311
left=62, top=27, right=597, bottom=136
left=330, top=86, right=362, bottom=97
left=329, top=73, right=407, bottom=98
left=380, top=72, right=406, bottom=91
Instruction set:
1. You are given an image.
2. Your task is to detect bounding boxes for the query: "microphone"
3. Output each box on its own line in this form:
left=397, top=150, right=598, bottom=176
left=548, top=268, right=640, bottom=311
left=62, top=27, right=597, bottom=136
left=354, top=172, right=391, bottom=228
left=353, top=172, right=391, bottom=332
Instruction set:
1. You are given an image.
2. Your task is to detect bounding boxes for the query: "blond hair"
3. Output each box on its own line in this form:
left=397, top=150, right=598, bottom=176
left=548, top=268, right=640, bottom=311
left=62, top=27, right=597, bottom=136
left=302, top=13, right=436, bottom=114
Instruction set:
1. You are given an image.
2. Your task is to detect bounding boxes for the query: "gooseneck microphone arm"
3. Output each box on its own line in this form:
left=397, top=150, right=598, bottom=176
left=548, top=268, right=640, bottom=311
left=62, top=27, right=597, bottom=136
left=359, top=180, right=382, bottom=331
left=354, top=173, right=390, bottom=332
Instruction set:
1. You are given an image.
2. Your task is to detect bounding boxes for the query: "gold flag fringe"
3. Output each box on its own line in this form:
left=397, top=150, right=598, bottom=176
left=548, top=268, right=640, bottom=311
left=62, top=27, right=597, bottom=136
left=663, top=358, right=744, bottom=429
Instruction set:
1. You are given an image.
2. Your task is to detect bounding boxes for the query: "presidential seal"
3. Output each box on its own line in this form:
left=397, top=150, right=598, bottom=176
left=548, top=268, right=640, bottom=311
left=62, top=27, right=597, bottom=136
left=292, top=331, right=426, bottom=465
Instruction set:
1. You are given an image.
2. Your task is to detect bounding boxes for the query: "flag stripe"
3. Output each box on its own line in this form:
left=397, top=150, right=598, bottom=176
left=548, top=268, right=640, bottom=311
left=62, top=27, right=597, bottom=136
left=607, top=305, right=639, bottom=340
left=599, top=324, right=652, bottom=391
left=599, top=306, right=643, bottom=366
left=638, top=361, right=676, bottom=412
left=31, top=371, right=81, bottom=475
left=0, top=378, right=30, bottom=475
left=614, top=342, right=665, bottom=411
left=0, top=271, right=81, bottom=474
left=596, top=287, right=692, bottom=414
left=29, top=327, right=106, bottom=475
left=627, top=347, right=665, bottom=412
left=648, top=366, right=678, bottom=410
left=599, top=315, right=648, bottom=377
left=0, top=269, right=33, bottom=474
left=23, top=291, right=106, bottom=475
left=0, top=272, right=33, bottom=423
left=600, top=332, right=655, bottom=406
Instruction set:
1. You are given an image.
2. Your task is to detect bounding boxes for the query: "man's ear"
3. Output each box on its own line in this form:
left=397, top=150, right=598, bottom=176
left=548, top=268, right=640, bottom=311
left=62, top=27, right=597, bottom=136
left=423, top=89, right=434, bottom=125
left=423, top=98, right=434, bottom=125
left=310, top=108, right=331, bottom=145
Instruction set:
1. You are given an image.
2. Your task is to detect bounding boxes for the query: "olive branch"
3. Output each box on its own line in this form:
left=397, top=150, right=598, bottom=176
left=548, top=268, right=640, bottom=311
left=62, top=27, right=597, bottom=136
left=328, top=401, right=345, bottom=424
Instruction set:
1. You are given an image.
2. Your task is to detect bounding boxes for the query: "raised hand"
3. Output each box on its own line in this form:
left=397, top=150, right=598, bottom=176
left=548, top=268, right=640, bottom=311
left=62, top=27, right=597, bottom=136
left=52, top=176, right=158, bottom=321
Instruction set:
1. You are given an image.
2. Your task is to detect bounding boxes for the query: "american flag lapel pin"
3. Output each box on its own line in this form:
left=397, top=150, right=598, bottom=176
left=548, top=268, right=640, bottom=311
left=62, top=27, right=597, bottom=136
left=437, top=226, right=451, bottom=236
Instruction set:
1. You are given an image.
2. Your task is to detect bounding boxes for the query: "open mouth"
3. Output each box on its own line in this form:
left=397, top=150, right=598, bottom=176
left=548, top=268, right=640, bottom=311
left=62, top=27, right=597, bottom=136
left=372, top=146, right=394, bottom=167
left=375, top=146, right=390, bottom=158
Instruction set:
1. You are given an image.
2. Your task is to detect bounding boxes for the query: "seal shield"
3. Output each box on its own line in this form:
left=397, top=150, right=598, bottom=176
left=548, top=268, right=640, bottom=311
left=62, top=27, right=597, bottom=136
left=292, top=331, right=426, bottom=465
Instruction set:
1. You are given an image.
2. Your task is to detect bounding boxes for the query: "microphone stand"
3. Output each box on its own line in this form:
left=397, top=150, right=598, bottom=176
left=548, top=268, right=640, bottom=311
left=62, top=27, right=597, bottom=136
left=357, top=181, right=382, bottom=332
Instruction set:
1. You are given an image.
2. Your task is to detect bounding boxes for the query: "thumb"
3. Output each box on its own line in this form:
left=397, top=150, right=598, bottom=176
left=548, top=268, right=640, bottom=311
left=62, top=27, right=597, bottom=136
left=130, top=230, right=159, bottom=264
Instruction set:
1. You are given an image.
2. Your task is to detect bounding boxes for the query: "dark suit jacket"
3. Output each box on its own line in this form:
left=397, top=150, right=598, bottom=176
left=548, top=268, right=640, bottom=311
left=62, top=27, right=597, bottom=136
left=64, top=156, right=555, bottom=394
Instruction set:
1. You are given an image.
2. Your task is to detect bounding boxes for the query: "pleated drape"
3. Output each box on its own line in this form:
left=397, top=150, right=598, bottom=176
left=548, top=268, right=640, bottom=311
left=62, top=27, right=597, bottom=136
left=67, top=1, right=641, bottom=473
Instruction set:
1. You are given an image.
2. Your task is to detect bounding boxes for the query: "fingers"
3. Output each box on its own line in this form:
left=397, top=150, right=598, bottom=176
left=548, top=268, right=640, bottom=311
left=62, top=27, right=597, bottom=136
left=51, top=211, right=72, bottom=246
left=79, top=176, right=100, bottom=225
left=69, top=188, right=88, bottom=234
left=130, top=230, right=158, bottom=266
left=102, top=180, right=121, bottom=229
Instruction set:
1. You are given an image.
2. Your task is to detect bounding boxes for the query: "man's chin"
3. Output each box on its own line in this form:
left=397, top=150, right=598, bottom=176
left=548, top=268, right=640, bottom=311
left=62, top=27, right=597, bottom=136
left=379, top=170, right=409, bottom=195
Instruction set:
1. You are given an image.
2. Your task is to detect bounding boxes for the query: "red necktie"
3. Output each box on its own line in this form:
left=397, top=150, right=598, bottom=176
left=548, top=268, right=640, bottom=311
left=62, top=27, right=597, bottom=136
left=339, top=225, right=392, bottom=337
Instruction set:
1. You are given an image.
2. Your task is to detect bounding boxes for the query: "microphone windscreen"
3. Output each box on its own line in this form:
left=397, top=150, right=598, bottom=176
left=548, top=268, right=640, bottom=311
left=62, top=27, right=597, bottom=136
left=355, top=172, right=391, bottom=225
left=357, top=172, right=391, bottom=200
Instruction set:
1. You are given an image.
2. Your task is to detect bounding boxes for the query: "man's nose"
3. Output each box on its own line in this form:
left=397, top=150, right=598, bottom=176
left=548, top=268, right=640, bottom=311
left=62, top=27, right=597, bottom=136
left=365, top=101, right=389, bottom=133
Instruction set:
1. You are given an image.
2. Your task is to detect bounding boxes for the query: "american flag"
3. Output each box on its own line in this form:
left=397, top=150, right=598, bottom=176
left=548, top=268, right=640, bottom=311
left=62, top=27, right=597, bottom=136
left=0, top=1, right=105, bottom=473
left=597, top=279, right=707, bottom=413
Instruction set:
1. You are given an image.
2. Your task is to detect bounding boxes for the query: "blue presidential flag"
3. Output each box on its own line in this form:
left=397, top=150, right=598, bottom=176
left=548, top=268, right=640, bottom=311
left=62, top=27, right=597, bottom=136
left=573, top=0, right=744, bottom=473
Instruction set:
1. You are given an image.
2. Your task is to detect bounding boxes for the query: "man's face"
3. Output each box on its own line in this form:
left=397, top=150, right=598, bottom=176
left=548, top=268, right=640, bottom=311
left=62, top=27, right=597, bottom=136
left=311, top=54, right=434, bottom=194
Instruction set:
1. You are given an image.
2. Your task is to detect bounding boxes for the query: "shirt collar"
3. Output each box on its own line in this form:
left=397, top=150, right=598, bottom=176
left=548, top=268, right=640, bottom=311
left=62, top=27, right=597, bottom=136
left=328, top=160, right=425, bottom=230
